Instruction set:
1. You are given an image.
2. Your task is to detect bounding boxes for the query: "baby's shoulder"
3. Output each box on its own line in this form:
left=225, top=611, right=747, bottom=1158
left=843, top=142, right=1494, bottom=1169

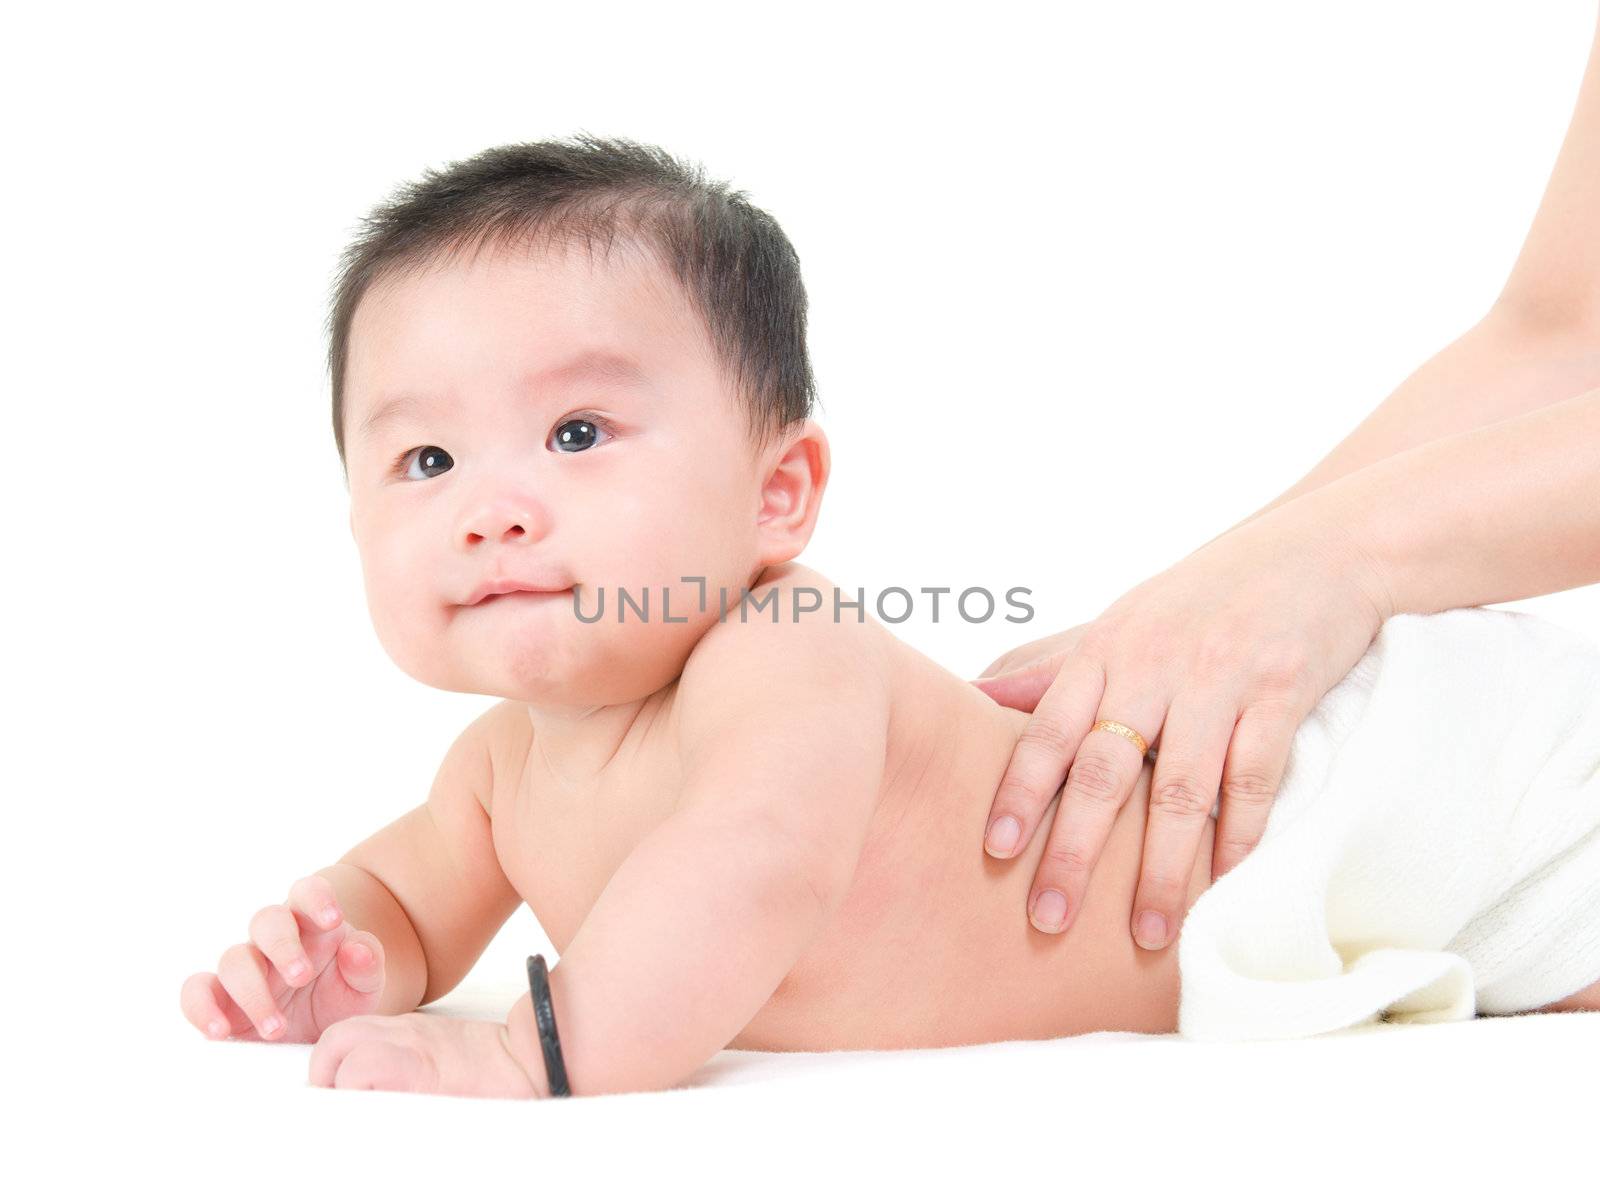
left=673, top=562, right=896, bottom=738
left=460, top=698, right=535, bottom=819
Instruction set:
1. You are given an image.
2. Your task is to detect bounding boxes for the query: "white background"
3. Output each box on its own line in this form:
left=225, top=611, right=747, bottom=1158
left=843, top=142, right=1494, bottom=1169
left=10, top=0, right=1599, bottom=1192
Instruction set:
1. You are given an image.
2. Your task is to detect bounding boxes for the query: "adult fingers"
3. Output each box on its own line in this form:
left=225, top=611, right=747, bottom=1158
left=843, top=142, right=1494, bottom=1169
left=970, top=650, right=1070, bottom=713
left=983, top=653, right=1103, bottom=860
left=1027, top=689, right=1165, bottom=935
left=975, top=646, right=1032, bottom=682
left=974, top=625, right=1085, bottom=681
left=1129, top=689, right=1237, bottom=950
left=1210, top=699, right=1301, bottom=882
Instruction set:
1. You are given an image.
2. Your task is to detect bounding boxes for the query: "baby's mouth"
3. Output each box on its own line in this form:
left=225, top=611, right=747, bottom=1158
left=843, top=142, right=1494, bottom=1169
left=473, top=587, right=573, bottom=606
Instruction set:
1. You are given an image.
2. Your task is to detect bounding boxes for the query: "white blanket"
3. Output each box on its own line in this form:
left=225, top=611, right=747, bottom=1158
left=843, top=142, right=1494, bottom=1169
left=1178, top=606, right=1600, bottom=1040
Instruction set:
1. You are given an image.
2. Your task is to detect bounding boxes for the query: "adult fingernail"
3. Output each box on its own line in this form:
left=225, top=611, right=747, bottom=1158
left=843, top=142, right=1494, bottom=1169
left=1031, top=890, right=1067, bottom=932
left=985, top=815, right=1020, bottom=856
left=1135, top=911, right=1168, bottom=949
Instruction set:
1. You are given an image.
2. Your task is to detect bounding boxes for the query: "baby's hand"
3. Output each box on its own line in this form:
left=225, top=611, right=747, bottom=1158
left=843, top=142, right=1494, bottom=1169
left=180, top=874, right=386, bottom=1043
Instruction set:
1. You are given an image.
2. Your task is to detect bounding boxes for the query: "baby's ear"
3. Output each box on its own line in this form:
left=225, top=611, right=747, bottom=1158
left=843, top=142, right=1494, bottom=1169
left=755, top=419, right=830, bottom=566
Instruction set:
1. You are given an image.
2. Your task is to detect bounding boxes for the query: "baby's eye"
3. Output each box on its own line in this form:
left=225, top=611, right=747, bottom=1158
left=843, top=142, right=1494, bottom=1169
left=548, top=417, right=611, bottom=454
left=397, top=446, right=454, bottom=481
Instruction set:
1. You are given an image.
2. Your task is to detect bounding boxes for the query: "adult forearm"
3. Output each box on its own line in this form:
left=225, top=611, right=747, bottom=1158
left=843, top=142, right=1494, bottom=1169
left=1207, top=312, right=1600, bottom=549
left=1193, top=11, right=1600, bottom=561
left=1215, top=4, right=1600, bottom=543
left=1307, top=385, right=1600, bottom=617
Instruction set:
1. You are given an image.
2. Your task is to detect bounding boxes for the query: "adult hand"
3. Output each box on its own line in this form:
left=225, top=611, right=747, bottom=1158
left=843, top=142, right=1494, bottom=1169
left=971, top=496, right=1395, bottom=949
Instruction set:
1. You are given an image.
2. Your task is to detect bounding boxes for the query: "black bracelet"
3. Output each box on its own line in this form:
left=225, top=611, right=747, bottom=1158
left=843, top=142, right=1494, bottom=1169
left=525, top=954, right=571, bottom=1097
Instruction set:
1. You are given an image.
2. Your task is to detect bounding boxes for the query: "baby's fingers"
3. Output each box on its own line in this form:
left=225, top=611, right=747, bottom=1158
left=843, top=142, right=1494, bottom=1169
left=180, top=971, right=249, bottom=1040
left=215, top=943, right=288, bottom=1038
left=248, top=902, right=315, bottom=989
left=334, top=932, right=385, bottom=996
left=287, top=874, right=345, bottom=933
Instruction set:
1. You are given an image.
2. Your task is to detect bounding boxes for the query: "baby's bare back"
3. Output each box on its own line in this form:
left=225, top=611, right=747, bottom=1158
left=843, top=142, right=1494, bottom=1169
left=724, top=625, right=1217, bottom=1051
left=491, top=594, right=1217, bottom=1055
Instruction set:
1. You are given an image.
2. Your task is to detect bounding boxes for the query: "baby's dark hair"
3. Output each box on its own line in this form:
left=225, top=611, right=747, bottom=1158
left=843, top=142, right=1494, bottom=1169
left=325, top=134, right=817, bottom=474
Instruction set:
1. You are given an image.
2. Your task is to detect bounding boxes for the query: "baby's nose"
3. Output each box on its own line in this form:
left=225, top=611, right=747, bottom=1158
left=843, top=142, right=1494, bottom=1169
left=462, top=498, right=551, bottom=546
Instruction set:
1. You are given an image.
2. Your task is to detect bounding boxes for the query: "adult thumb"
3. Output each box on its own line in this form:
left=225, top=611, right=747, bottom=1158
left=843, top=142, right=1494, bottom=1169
left=967, top=654, right=1063, bottom=713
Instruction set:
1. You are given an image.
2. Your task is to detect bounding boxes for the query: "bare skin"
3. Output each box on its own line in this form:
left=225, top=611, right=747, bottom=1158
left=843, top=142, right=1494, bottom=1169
left=488, top=562, right=1217, bottom=1051
left=180, top=176, right=1597, bottom=1095
left=970, top=9, right=1600, bottom=960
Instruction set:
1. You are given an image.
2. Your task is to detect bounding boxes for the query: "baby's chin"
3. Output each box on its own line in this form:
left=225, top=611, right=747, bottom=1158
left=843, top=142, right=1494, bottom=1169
left=409, top=620, right=693, bottom=709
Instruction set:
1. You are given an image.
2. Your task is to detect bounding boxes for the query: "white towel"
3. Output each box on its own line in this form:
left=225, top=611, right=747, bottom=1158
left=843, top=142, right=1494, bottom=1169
left=1177, top=606, right=1600, bottom=1041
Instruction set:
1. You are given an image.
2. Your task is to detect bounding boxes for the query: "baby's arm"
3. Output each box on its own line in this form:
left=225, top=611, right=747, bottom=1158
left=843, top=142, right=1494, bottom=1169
left=504, top=610, right=891, bottom=1097
left=321, top=701, right=525, bottom=1011
left=182, top=701, right=525, bottom=1043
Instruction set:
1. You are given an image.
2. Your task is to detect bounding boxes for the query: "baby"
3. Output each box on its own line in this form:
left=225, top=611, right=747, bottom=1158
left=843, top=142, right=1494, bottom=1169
left=179, top=136, right=1597, bottom=1098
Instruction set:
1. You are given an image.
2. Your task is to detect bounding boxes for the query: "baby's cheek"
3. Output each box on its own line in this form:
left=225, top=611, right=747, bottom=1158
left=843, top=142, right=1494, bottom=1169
left=361, top=561, right=447, bottom=682
left=368, top=595, right=437, bottom=683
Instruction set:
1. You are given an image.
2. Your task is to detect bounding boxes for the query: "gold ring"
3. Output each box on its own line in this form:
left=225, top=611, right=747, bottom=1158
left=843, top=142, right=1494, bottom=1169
left=1091, top=718, right=1149, bottom=757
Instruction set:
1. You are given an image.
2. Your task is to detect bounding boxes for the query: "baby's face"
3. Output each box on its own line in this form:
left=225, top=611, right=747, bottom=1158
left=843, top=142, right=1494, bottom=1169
left=342, top=237, right=775, bottom=709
